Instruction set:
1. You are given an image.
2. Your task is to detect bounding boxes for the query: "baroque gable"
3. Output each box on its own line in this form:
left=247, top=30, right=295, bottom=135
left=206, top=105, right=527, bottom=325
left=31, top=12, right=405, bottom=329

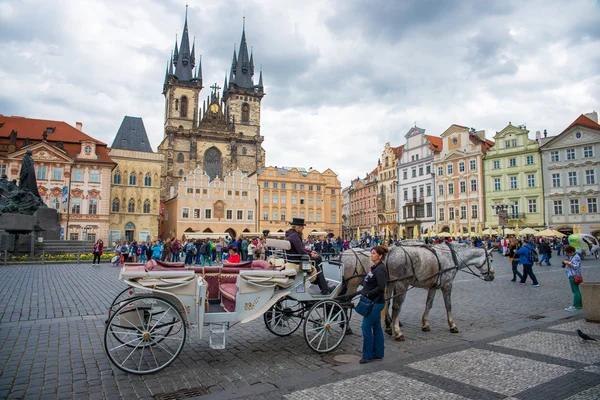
left=9, top=142, right=72, bottom=163
left=540, top=126, right=600, bottom=151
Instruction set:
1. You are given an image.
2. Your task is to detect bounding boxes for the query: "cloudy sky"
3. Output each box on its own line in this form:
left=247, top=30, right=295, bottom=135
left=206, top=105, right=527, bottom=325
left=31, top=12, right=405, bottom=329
left=1, top=0, right=599, bottom=186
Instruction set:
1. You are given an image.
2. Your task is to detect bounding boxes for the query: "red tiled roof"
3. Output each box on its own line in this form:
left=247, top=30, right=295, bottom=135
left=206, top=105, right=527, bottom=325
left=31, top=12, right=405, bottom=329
left=392, top=145, right=404, bottom=158
left=0, top=115, right=106, bottom=145
left=0, top=115, right=114, bottom=164
left=560, top=114, right=600, bottom=135
left=425, top=135, right=442, bottom=151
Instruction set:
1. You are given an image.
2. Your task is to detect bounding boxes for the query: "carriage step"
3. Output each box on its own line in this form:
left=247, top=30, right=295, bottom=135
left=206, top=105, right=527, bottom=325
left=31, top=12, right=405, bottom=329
left=208, top=323, right=227, bottom=349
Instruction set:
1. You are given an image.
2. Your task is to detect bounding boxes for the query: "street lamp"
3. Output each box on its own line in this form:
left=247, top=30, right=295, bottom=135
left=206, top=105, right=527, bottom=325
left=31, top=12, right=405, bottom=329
left=494, top=202, right=511, bottom=236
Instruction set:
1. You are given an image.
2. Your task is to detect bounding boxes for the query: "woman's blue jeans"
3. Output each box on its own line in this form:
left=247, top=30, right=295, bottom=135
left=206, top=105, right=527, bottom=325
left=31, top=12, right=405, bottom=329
left=361, top=302, right=385, bottom=360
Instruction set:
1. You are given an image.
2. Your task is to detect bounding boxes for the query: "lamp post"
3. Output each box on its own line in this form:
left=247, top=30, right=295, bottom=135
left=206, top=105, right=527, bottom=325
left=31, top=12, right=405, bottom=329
left=494, top=202, right=510, bottom=237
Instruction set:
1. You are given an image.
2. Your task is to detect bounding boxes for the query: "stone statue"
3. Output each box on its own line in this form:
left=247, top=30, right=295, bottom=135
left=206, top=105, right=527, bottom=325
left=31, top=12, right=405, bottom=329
left=0, top=171, right=46, bottom=215
left=19, top=150, right=42, bottom=199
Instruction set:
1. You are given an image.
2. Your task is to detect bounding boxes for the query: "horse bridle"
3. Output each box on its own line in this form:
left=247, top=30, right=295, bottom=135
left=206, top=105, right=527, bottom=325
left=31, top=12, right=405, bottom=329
left=454, top=247, right=493, bottom=280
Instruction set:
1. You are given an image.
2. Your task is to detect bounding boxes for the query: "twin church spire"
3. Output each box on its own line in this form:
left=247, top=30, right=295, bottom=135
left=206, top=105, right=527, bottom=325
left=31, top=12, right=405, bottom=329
left=163, top=8, right=263, bottom=94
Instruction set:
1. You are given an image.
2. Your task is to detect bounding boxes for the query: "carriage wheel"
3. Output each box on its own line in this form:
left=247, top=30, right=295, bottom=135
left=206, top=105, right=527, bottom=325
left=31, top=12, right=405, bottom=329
left=109, top=287, right=152, bottom=318
left=263, top=297, right=304, bottom=336
left=303, top=300, right=347, bottom=353
left=104, top=296, right=186, bottom=375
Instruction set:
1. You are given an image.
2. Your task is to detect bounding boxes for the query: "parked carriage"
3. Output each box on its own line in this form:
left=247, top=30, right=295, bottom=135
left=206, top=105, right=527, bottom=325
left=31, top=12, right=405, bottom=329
left=103, top=239, right=353, bottom=375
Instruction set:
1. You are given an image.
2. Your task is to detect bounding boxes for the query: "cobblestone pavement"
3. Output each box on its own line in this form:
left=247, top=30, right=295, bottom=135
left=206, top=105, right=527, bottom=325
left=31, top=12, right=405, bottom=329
left=0, top=252, right=599, bottom=399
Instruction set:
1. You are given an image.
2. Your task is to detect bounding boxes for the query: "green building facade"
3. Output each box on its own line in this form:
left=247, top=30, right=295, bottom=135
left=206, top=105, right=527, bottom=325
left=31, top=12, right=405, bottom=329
left=483, top=124, right=545, bottom=231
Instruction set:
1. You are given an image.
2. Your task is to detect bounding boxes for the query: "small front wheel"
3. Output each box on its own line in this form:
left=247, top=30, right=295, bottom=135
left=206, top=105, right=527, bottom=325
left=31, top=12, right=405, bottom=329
left=264, top=297, right=304, bottom=336
left=104, top=296, right=186, bottom=375
left=303, top=300, right=347, bottom=353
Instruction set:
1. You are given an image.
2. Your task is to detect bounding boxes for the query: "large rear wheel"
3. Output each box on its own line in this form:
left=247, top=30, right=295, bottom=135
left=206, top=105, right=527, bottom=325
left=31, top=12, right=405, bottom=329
left=303, top=300, right=347, bottom=353
left=104, top=296, right=186, bottom=375
left=264, top=297, right=304, bottom=336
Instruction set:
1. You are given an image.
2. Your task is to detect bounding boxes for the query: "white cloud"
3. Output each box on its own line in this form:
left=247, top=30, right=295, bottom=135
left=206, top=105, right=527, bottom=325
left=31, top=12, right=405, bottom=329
left=0, top=0, right=599, bottom=187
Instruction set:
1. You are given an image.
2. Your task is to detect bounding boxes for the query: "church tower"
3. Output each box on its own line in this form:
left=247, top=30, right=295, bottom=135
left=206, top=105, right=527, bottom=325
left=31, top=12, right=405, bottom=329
left=222, top=19, right=265, bottom=147
left=163, top=6, right=202, bottom=131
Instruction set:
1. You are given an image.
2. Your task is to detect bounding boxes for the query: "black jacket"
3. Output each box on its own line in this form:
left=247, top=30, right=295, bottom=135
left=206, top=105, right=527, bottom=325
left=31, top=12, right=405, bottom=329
left=361, top=262, right=386, bottom=304
left=285, top=228, right=311, bottom=263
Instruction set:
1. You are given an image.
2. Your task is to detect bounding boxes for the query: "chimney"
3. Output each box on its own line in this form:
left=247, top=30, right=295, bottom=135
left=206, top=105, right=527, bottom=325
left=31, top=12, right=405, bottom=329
left=76, top=122, right=83, bottom=131
left=536, top=131, right=541, bottom=141
left=584, top=111, right=598, bottom=123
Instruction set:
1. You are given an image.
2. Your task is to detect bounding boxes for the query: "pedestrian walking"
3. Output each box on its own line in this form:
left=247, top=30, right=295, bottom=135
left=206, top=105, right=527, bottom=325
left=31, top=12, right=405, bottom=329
left=507, top=237, right=523, bottom=282
left=562, top=245, right=583, bottom=312
left=92, top=239, right=103, bottom=265
left=359, top=245, right=388, bottom=364
left=515, top=239, right=539, bottom=287
left=539, top=239, right=552, bottom=266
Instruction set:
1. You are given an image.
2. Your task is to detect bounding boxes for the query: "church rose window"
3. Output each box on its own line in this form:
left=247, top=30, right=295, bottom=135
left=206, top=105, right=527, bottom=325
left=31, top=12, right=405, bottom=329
left=204, top=147, right=222, bottom=182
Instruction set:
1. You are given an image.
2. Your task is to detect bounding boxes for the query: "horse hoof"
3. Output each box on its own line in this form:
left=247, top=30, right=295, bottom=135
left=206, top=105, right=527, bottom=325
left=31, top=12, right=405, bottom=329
left=395, top=335, right=405, bottom=341
left=385, top=328, right=392, bottom=335
left=422, top=326, right=430, bottom=332
left=450, top=327, right=459, bottom=333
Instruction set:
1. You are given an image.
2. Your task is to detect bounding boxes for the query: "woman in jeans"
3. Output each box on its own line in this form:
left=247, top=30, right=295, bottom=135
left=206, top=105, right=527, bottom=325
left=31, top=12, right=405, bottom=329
left=359, top=245, right=388, bottom=364
left=562, top=245, right=583, bottom=311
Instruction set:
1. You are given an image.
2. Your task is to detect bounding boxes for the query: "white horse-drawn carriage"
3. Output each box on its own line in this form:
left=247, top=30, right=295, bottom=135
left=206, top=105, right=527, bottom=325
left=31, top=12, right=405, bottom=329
left=103, top=239, right=352, bottom=375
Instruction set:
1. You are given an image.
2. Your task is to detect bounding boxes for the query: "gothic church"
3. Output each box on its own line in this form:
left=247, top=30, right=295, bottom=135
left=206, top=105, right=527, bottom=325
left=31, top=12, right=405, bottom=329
left=158, top=8, right=266, bottom=199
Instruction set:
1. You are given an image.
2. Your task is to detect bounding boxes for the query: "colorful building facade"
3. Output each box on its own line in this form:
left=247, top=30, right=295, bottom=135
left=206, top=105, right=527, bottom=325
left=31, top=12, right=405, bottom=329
left=483, top=123, right=544, bottom=231
left=348, top=169, right=378, bottom=239
left=433, top=125, right=491, bottom=235
left=376, top=143, right=403, bottom=238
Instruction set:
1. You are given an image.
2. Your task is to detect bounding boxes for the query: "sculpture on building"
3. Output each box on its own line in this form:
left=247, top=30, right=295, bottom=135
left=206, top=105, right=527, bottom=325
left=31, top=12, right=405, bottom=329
left=0, top=151, right=47, bottom=215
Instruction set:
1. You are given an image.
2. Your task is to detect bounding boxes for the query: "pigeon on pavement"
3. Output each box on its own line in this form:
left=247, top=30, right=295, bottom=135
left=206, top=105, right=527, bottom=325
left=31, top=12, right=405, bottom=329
left=577, top=329, right=597, bottom=342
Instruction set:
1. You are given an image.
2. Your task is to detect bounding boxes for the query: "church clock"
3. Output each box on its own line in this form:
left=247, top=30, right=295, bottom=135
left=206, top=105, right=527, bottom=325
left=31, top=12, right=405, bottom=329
left=210, top=103, right=219, bottom=113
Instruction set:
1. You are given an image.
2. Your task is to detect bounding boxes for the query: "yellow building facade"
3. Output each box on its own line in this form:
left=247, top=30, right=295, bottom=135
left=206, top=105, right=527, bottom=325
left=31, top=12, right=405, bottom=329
left=257, top=166, right=342, bottom=237
left=162, top=168, right=259, bottom=239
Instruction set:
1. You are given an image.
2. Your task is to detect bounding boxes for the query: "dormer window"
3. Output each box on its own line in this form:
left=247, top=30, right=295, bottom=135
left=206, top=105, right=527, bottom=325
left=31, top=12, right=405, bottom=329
left=84, top=145, right=92, bottom=155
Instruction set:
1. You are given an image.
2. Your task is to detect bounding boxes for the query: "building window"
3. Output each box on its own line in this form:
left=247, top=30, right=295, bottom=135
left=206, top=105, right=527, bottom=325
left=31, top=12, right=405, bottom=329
left=553, top=200, right=563, bottom=215
left=493, top=160, right=500, bottom=169
left=144, top=173, right=151, bottom=186
left=426, top=185, right=432, bottom=197
left=308, top=212, right=314, bottom=221
left=526, top=155, right=534, bottom=165
left=528, top=199, right=537, bottom=213
left=447, top=164, right=453, bottom=175
left=241, top=103, right=250, bottom=122
left=70, top=233, right=79, bottom=241
left=263, top=210, right=268, bottom=220
left=566, top=148, right=575, bottom=160
left=113, top=171, right=121, bottom=184
left=468, top=160, right=475, bottom=170
left=181, top=207, right=189, bottom=219
left=226, top=209, right=233, bottom=220
left=272, top=210, right=278, bottom=220
left=505, top=140, right=512, bottom=148
left=583, top=146, right=594, bottom=158
left=459, top=162, right=465, bottom=172
left=272, top=182, right=278, bottom=189
left=570, top=199, right=579, bottom=214
left=112, top=198, right=120, bottom=212
left=50, top=196, right=60, bottom=210
left=472, top=204, right=478, bottom=219
left=568, top=171, right=577, bottom=186
left=177, top=153, right=184, bottom=163
left=439, top=208, right=444, bottom=220
left=300, top=211, right=305, bottom=219
left=510, top=176, right=517, bottom=189
left=263, top=182, right=269, bottom=188
left=263, top=194, right=269, bottom=203
left=332, top=213, right=337, bottom=223
left=552, top=173, right=561, bottom=187
left=247, top=210, right=254, bottom=220
left=52, top=167, right=63, bottom=181
left=551, top=151, right=559, bottom=162
left=448, top=183, right=454, bottom=195
left=437, top=167, right=443, bottom=176
left=0, top=164, right=6, bottom=177
left=316, top=197, right=322, bottom=206
left=129, top=172, right=136, bottom=185
left=178, top=169, right=183, bottom=176
left=193, top=208, right=201, bottom=219
left=494, top=178, right=501, bottom=191
left=509, top=158, right=516, bottom=167
left=86, top=198, right=97, bottom=215
left=528, top=174, right=535, bottom=187
left=460, top=206, right=466, bottom=219
left=586, top=170, right=596, bottom=185
left=273, top=194, right=278, bottom=203
left=280, top=211, right=286, bottom=221
left=180, top=96, right=188, bottom=118
left=316, top=212, right=321, bottom=221
left=37, top=166, right=47, bottom=180
left=300, top=197, right=305, bottom=205
left=204, top=209, right=212, bottom=219
left=438, top=185, right=444, bottom=196
left=426, top=203, right=432, bottom=217
left=449, top=207, right=455, bottom=220
left=71, top=198, right=81, bottom=214
left=332, top=199, right=336, bottom=208
left=470, top=179, right=477, bottom=191
left=459, top=181, right=466, bottom=193
left=292, top=195, right=297, bottom=205
left=418, top=166, right=423, bottom=176
left=588, top=198, right=598, bottom=213
left=128, top=199, right=135, bottom=213
left=90, top=170, right=100, bottom=183
left=281, top=195, right=286, bottom=204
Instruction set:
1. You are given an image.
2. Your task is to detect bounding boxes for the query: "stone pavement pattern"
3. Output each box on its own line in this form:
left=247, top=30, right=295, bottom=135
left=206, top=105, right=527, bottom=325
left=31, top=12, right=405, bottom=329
left=0, top=253, right=599, bottom=399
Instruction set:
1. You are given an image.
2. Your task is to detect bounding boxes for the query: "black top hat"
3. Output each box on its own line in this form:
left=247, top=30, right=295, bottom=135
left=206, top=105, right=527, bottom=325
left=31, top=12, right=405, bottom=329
left=290, top=217, right=306, bottom=226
